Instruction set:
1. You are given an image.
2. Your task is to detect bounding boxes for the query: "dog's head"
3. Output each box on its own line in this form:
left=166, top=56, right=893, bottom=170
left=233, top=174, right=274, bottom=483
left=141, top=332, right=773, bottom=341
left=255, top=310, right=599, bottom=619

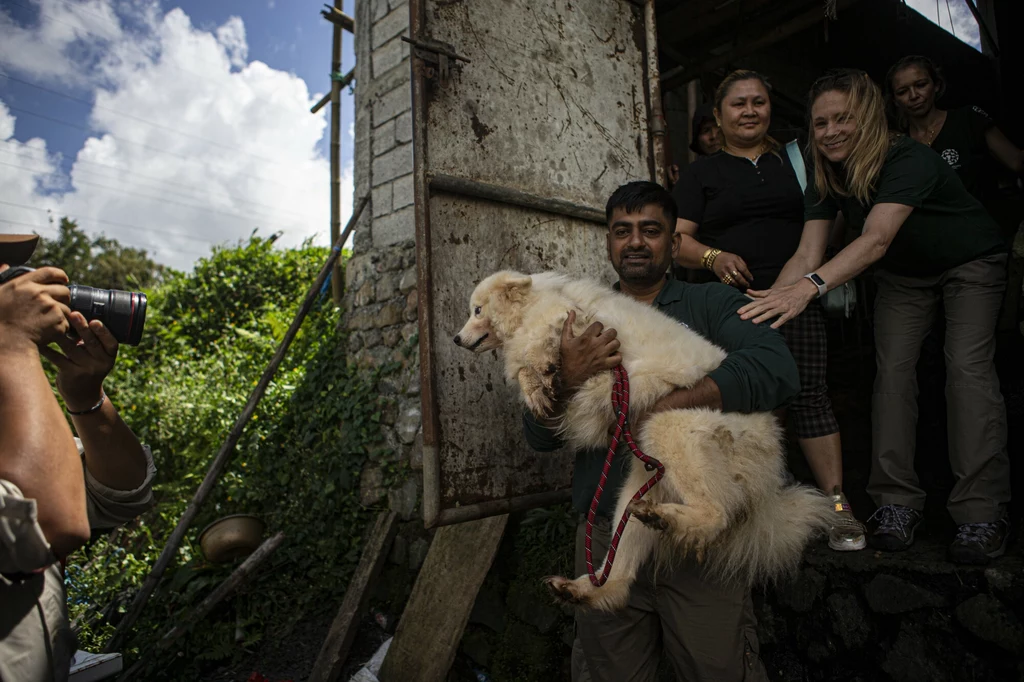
left=453, top=270, right=533, bottom=353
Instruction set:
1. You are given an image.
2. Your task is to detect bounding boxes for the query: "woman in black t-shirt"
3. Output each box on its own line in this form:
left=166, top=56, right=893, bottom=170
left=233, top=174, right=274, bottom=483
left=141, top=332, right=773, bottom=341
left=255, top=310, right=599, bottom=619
left=672, top=70, right=864, bottom=553
left=739, top=69, right=1010, bottom=566
left=885, top=55, right=1022, bottom=206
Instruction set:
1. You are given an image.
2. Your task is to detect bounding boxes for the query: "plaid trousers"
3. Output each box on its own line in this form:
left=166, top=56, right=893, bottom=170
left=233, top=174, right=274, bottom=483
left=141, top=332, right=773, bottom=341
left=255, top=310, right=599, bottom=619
left=779, top=302, right=840, bottom=439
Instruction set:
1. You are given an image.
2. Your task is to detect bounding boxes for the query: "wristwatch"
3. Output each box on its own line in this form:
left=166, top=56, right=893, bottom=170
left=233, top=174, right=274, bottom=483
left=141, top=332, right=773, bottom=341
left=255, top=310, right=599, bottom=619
left=803, top=273, right=827, bottom=298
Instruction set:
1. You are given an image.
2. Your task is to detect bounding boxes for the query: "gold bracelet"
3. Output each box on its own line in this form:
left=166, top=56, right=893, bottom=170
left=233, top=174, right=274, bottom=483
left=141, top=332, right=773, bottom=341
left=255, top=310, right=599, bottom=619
left=700, top=248, right=714, bottom=269
left=702, top=248, right=722, bottom=271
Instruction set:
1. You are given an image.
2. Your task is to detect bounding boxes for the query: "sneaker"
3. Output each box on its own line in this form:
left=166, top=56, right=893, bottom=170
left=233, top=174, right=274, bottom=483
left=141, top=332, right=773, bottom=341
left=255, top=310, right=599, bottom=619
left=828, top=487, right=866, bottom=551
left=948, top=518, right=1010, bottom=565
left=867, top=504, right=923, bottom=551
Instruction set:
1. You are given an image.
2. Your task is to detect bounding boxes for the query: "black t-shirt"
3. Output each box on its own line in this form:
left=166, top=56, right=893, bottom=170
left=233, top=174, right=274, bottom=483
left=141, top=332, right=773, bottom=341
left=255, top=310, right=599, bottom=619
left=804, top=135, right=1004, bottom=276
left=673, top=149, right=804, bottom=291
left=929, top=105, right=996, bottom=205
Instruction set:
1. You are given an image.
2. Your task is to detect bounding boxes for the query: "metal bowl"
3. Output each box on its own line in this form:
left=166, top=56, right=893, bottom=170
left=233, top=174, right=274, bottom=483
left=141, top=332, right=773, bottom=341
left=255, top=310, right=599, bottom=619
left=198, top=514, right=265, bottom=563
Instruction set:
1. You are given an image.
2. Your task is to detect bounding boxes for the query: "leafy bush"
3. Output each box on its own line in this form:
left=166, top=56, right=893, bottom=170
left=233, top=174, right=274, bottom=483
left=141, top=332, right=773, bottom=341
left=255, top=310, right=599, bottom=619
left=63, top=237, right=397, bottom=678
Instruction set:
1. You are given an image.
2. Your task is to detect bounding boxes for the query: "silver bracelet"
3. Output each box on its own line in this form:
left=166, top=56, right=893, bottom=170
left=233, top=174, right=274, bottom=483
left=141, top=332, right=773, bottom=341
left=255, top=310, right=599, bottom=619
left=67, top=392, right=106, bottom=416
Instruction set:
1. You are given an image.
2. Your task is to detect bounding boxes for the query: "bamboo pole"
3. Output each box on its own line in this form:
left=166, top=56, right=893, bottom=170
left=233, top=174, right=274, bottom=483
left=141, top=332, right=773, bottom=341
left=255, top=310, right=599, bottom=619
left=329, top=0, right=344, bottom=304
left=104, top=195, right=369, bottom=653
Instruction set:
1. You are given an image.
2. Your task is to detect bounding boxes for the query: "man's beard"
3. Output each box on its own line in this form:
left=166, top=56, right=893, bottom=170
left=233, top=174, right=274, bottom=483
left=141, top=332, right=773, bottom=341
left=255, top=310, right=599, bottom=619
left=616, top=250, right=666, bottom=286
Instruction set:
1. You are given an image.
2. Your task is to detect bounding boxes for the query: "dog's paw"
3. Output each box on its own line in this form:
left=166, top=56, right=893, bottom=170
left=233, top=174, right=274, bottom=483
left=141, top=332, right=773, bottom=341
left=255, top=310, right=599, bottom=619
left=627, top=499, right=669, bottom=531
left=525, top=387, right=554, bottom=418
left=544, top=575, right=587, bottom=605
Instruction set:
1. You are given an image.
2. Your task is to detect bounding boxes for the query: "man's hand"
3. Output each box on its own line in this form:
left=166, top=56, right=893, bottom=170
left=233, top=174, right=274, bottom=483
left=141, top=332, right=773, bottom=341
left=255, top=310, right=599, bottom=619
left=0, top=266, right=72, bottom=353
left=557, top=311, right=621, bottom=397
left=40, top=312, right=118, bottom=412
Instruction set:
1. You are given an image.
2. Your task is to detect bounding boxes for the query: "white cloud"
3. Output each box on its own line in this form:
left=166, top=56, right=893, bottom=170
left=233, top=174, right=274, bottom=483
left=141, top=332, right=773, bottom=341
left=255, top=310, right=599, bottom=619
left=904, top=0, right=981, bottom=49
left=0, top=1, right=352, bottom=270
left=0, top=0, right=123, bottom=87
left=0, top=102, right=63, bottom=234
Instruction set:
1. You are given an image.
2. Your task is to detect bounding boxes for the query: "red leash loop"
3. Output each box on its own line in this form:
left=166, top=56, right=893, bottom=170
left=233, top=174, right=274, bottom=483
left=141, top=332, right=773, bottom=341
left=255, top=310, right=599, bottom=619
left=584, top=365, right=665, bottom=587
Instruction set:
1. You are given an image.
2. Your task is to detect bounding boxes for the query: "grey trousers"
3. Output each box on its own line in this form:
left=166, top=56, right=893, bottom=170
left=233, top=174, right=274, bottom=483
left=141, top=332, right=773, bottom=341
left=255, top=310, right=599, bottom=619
left=868, top=254, right=1010, bottom=525
left=570, top=518, right=767, bottom=682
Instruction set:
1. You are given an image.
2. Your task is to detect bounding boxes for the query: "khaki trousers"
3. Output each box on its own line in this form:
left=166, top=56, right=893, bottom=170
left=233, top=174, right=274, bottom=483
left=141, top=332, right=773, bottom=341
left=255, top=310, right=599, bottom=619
left=570, top=518, right=767, bottom=682
left=868, top=254, right=1010, bottom=524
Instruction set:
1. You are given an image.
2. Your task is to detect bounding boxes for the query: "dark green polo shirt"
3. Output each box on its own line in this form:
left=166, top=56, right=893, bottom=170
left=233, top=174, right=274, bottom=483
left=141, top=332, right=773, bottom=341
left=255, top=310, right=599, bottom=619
left=804, top=135, right=1005, bottom=277
left=522, top=276, right=800, bottom=518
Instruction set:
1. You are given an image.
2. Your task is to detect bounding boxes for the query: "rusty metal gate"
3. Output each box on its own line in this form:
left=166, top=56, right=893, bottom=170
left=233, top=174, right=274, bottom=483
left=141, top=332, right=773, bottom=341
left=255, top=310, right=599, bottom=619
left=410, top=0, right=663, bottom=527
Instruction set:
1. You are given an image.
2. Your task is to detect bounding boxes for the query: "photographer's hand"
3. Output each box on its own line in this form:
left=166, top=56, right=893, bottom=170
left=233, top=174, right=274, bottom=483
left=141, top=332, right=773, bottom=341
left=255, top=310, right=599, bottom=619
left=40, top=314, right=148, bottom=490
left=40, top=312, right=117, bottom=412
left=0, top=266, right=72, bottom=352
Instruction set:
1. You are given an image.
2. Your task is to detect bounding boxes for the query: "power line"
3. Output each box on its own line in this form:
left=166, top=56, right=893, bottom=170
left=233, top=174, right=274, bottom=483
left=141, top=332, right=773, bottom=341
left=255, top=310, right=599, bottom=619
left=3, top=103, right=314, bottom=192
left=1, top=72, right=313, bottom=169
left=0, top=158, right=300, bottom=225
left=0, top=147, right=308, bottom=221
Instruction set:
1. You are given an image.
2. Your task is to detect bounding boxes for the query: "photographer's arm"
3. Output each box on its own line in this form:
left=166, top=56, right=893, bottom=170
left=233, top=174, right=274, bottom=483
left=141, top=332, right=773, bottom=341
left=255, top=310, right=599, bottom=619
left=41, top=313, right=148, bottom=490
left=0, top=267, right=91, bottom=558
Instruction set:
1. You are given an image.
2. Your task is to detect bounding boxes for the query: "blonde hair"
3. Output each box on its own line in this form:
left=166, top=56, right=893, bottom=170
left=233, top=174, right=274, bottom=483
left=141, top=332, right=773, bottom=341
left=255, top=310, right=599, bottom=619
left=807, top=69, right=893, bottom=205
left=714, top=69, right=781, bottom=155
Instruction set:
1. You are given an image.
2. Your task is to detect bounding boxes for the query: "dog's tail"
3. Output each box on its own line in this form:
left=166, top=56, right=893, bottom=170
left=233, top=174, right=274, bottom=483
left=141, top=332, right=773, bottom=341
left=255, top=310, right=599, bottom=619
left=705, top=483, right=833, bottom=587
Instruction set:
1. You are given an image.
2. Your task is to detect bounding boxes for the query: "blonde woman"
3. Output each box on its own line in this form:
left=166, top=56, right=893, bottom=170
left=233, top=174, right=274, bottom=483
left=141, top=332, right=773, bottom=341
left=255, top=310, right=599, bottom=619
left=672, top=70, right=863, bottom=553
left=739, top=69, right=1009, bottom=565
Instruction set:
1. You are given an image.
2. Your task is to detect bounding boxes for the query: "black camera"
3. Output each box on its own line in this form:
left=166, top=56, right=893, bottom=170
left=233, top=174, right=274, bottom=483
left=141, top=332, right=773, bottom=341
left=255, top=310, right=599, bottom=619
left=0, top=266, right=147, bottom=346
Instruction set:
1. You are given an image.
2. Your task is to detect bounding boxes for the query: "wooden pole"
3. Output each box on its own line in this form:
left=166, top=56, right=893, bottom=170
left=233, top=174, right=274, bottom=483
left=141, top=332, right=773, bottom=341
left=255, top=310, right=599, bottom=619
left=117, top=532, right=286, bottom=682
left=643, top=0, right=666, bottom=187
left=308, top=512, right=399, bottom=682
left=104, top=195, right=369, bottom=653
left=329, top=0, right=344, bottom=304
left=686, top=79, right=699, bottom=164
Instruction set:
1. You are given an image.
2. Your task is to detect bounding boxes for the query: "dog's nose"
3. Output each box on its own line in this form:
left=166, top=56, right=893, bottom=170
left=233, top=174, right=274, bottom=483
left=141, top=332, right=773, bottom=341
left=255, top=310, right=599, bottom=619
left=453, top=335, right=461, bottom=346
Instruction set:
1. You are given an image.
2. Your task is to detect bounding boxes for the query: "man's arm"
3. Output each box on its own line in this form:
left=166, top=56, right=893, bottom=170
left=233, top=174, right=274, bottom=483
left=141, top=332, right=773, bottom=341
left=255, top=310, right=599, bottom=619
left=0, top=267, right=91, bottom=558
left=703, top=285, right=800, bottom=413
left=41, top=312, right=149, bottom=489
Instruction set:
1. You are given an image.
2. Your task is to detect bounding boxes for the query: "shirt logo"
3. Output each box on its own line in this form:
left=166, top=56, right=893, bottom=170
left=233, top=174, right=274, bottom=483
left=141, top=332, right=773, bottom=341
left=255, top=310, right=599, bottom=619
left=940, top=149, right=959, bottom=166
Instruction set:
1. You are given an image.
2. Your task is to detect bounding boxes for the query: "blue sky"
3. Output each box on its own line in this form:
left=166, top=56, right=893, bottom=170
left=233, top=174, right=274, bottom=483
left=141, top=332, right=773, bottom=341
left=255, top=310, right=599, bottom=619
left=2, top=0, right=354, bottom=171
left=0, top=0, right=357, bottom=268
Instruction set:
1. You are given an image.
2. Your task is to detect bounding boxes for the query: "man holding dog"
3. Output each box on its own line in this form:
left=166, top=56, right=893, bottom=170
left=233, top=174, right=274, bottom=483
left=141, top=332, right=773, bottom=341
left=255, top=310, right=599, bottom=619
left=523, top=182, right=800, bottom=682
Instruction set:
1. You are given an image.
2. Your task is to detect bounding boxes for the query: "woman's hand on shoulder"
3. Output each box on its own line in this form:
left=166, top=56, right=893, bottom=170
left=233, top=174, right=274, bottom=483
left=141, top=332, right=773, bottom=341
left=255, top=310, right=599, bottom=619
left=736, top=279, right=818, bottom=329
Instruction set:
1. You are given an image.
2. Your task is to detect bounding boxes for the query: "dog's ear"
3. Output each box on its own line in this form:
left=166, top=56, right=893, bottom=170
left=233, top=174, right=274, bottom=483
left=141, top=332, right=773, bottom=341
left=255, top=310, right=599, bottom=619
left=499, top=273, right=533, bottom=304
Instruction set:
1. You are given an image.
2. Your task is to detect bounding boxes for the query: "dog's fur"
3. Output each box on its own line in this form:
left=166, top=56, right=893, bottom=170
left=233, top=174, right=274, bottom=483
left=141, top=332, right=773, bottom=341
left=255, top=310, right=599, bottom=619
left=455, top=270, right=832, bottom=612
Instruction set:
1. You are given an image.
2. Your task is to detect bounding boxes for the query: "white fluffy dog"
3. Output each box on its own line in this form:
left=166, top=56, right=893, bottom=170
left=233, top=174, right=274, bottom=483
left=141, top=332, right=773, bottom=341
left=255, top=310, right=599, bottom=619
left=454, top=270, right=832, bottom=612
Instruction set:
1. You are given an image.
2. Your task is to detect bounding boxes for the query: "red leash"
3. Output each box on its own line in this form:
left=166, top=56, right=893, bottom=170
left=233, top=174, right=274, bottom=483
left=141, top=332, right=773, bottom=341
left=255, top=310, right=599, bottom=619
left=584, top=365, right=665, bottom=587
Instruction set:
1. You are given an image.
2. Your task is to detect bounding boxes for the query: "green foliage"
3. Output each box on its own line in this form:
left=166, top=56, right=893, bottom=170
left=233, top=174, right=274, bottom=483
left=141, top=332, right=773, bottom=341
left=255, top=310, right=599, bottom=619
left=27, top=217, right=169, bottom=290
left=63, top=236, right=398, bottom=679
left=487, top=505, right=576, bottom=682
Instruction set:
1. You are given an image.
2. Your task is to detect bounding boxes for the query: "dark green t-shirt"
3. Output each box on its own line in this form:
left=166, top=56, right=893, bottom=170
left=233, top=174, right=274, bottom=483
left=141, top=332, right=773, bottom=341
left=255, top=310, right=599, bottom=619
left=521, top=276, right=800, bottom=518
left=930, top=105, right=996, bottom=205
left=804, top=135, right=1004, bottom=276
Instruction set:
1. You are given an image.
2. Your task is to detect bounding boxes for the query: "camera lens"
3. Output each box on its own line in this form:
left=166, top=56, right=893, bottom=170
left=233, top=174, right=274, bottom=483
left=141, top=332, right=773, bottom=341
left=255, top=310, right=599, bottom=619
left=68, top=285, right=148, bottom=346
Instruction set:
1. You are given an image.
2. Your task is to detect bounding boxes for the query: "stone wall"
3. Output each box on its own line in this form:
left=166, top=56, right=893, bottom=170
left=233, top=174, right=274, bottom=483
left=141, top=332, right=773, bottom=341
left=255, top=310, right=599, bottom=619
left=348, top=0, right=425, bottom=556
left=757, top=541, right=1024, bottom=682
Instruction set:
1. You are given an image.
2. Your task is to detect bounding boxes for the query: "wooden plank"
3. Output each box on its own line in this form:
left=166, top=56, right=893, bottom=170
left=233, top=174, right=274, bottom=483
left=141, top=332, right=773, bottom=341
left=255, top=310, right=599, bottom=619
left=308, top=511, right=400, bottom=682
left=377, top=515, right=509, bottom=682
